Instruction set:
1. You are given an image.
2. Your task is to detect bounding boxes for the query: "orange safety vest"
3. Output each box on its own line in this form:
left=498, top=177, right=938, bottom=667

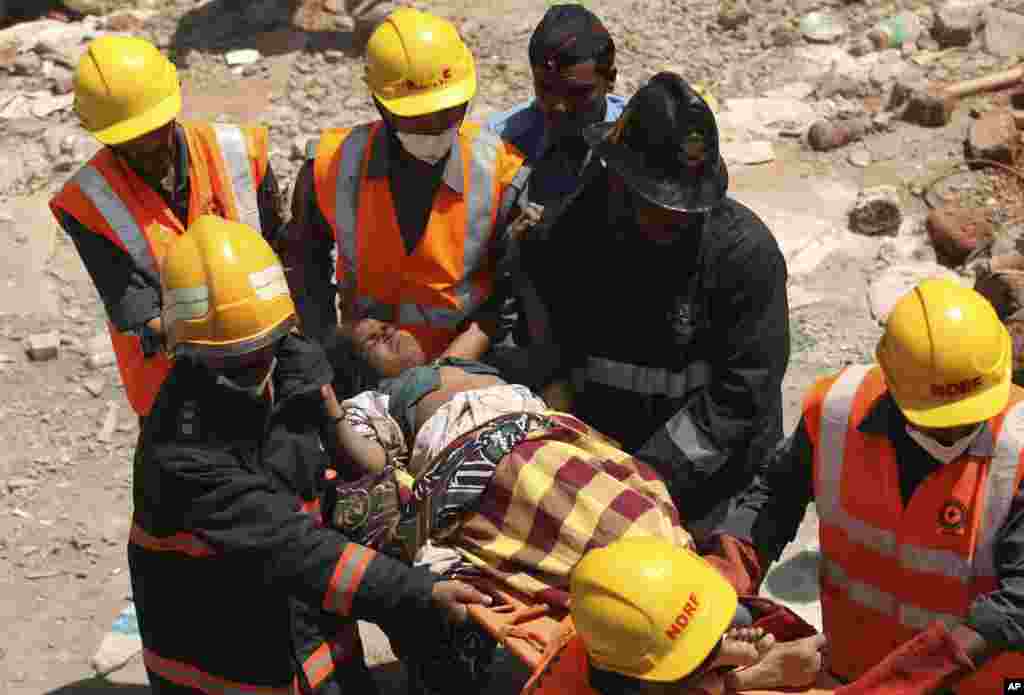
left=50, top=121, right=269, bottom=416
left=805, top=364, right=1024, bottom=694
left=310, top=120, right=527, bottom=360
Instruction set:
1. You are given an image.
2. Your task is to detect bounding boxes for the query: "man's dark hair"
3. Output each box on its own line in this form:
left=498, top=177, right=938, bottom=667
left=322, top=331, right=381, bottom=400
left=528, top=4, right=615, bottom=78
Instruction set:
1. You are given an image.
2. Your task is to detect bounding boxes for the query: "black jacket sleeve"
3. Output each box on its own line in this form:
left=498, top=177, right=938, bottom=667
left=152, top=442, right=438, bottom=626
left=968, top=483, right=1024, bottom=651
left=59, top=209, right=161, bottom=334
left=717, top=418, right=816, bottom=571
left=257, top=162, right=287, bottom=254
left=284, top=160, right=338, bottom=344
left=635, top=202, right=791, bottom=520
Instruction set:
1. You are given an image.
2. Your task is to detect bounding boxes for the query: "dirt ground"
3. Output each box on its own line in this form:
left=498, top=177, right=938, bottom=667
left=3, top=0, right=1022, bottom=692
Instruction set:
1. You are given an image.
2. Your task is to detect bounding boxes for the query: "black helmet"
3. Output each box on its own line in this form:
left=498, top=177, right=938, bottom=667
left=583, top=72, right=728, bottom=212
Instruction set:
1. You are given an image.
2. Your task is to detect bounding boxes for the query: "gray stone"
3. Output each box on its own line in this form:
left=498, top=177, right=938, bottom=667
left=849, top=185, right=903, bottom=236
left=718, top=0, right=752, bottom=29
left=86, top=351, right=116, bottom=370
left=800, top=11, right=848, bottom=43
left=82, top=377, right=106, bottom=397
left=27, top=331, right=60, bottom=361
left=225, top=49, right=261, bottom=67
left=933, top=2, right=980, bottom=47
left=983, top=9, right=1024, bottom=58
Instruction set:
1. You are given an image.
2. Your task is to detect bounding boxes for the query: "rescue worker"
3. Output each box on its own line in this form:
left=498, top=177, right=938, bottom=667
left=707, top=278, right=1024, bottom=694
left=50, top=35, right=284, bottom=420
left=522, top=72, right=789, bottom=541
left=129, top=214, right=490, bottom=695
left=285, top=7, right=529, bottom=361
left=485, top=4, right=623, bottom=209
left=522, top=537, right=799, bottom=695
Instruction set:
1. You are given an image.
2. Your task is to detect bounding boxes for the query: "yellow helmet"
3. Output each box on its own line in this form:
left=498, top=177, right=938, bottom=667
left=162, top=215, right=296, bottom=361
left=876, top=277, right=1012, bottom=428
left=365, top=8, right=477, bottom=117
left=569, top=537, right=737, bottom=683
left=74, top=35, right=181, bottom=145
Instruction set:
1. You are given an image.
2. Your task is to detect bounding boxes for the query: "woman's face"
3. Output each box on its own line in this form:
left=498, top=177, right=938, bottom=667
left=348, top=319, right=426, bottom=378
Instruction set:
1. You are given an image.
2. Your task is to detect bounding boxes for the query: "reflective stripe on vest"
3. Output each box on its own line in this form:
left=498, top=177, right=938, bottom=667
left=211, top=124, right=262, bottom=234
left=333, top=127, right=500, bottom=328
left=817, top=364, right=1024, bottom=596
left=72, top=165, right=159, bottom=277
left=582, top=356, right=712, bottom=398
left=143, top=648, right=290, bottom=695
left=821, top=556, right=961, bottom=631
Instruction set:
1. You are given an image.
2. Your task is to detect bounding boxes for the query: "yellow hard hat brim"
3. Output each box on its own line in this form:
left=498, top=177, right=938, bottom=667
left=636, top=556, right=738, bottom=683
left=373, top=68, right=477, bottom=118
left=91, top=88, right=182, bottom=145
left=897, top=359, right=1012, bottom=429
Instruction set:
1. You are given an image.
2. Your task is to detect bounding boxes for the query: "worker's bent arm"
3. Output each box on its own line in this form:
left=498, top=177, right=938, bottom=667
left=153, top=445, right=436, bottom=624
left=966, top=484, right=1024, bottom=656
left=714, top=418, right=817, bottom=578
left=634, top=210, right=791, bottom=525
left=285, top=161, right=339, bottom=344
left=59, top=209, right=162, bottom=335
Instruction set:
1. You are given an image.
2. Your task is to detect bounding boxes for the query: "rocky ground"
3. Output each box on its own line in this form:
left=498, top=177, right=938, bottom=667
left=1, top=0, right=1024, bottom=694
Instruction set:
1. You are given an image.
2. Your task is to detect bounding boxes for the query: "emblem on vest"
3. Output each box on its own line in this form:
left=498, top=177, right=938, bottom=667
left=938, top=499, right=968, bottom=536
left=668, top=298, right=698, bottom=347
left=179, top=400, right=199, bottom=440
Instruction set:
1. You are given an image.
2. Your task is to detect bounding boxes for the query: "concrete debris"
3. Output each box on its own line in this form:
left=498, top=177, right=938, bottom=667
left=86, top=351, right=116, bottom=370
left=721, top=140, right=775, bottom=165
left=82, top=377, right=106, bottom=398
left=97, top=402, right=118, bottom=444
left=849, top=186, right=903, bottom=237
left=718, top=0, right=751, bottom=29
left=808, top=117, right=870, bottom=151
left=927, top=207, right=996, bottom=267
left=800, top=11, right=847, bottom=44
left=6, top=477, right=36, bottom=492
left=27, top=332, right=60, bottom=362
left=848, top=148, right=872, bottom=167
left=868, top=263, right=966, bottom=323
left=982, top=9, right=1024, bottom=59
left=932, top=2, right=981, bottom=47
left=965, top=110, right=1020, bottom=166
left=225, top=49, right=261, bottom=67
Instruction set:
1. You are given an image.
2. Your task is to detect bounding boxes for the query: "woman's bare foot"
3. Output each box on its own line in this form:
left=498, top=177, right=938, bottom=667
left=711, top=627, right=777, bottom=670
left=724, top=633, right=827, bottom=692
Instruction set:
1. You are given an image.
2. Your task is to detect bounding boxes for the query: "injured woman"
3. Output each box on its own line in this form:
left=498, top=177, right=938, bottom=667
left=318, top=318, right=827, bottom=695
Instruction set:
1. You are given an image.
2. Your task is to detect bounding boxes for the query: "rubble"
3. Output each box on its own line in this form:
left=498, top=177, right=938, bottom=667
left=965, top=110, right=1020, bottom=166
left=225, top=49, right=261, bottom=66
left=848, top=186, right=903, bottom=237
left=800, top=11, right=847, bottom=44
left=927, top=207, right=996, bottom=267
left=808, top=116, right=870, bottom=151
left=868, top=263, right=965, bottom=323
left=27, top=331, right=60, bottom=361
left=717, top=0, right=750, bottom=30
left=932, top=2, right=979, bottom=47
left=86, top=351, right=115, bottom=369
left=82, top=376, right=106, bottom=397
left=721, top=140, right=774, bottom=165
left=982, top=9, right=1024, bottom=59
left=97, top=401, right=118, bottom=443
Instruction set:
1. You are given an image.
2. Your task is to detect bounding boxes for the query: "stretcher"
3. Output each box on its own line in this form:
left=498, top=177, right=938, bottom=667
left=466, top=579, right=840, bottom=695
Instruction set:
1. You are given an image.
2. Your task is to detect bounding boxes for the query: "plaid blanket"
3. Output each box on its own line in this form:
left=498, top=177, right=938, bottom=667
left=328, top=409, right=692, bottom=608
left=451, top=412, right=693, bottom=607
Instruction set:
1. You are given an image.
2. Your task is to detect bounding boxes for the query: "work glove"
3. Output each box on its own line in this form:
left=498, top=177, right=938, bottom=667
left=701, top=533, right=763, bottom=596
left=834, top=622, right=974, bottom=695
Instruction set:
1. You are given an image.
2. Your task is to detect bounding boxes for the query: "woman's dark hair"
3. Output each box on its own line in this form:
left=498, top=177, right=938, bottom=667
left=322, top=330, right=382, bottom=400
